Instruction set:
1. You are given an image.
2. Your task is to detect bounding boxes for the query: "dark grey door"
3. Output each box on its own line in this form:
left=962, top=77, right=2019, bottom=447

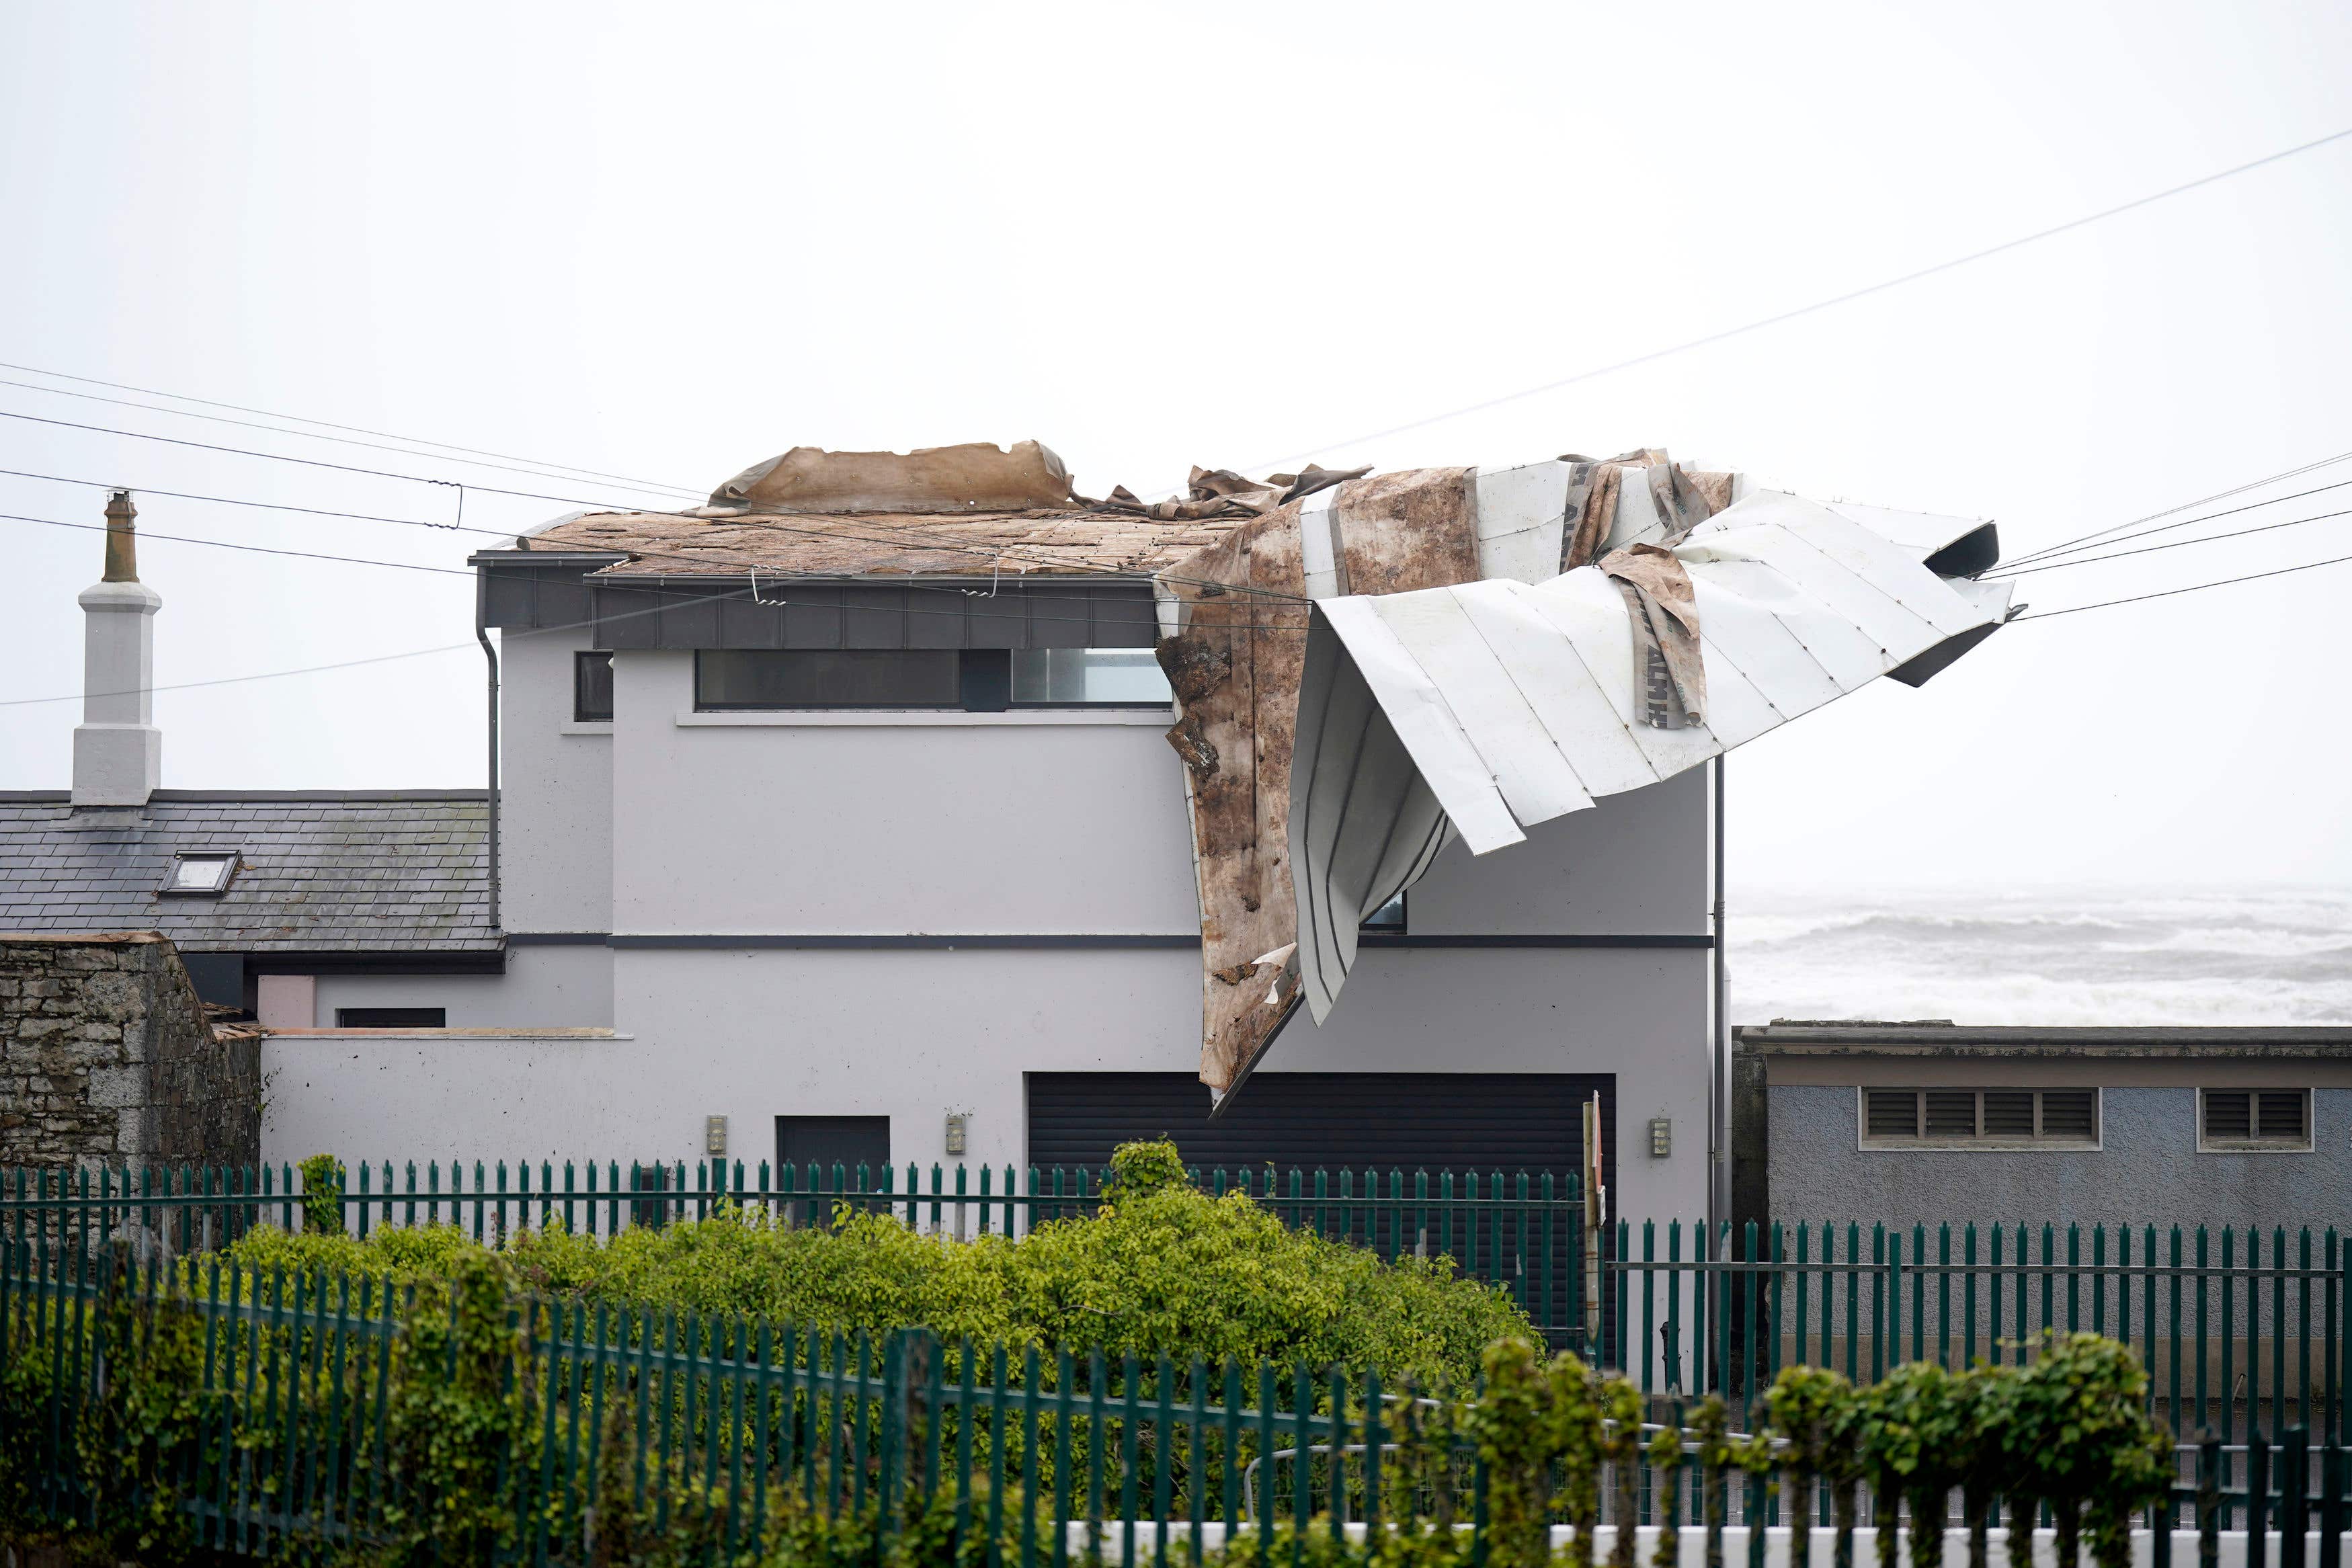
left=776, top=1115, right=891, bottom=1184
left=1024, top=1071, right=1609, bottom=1196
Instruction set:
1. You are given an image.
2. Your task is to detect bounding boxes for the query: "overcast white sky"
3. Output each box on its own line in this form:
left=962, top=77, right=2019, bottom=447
left=1, top=2, right=2349, bottom=904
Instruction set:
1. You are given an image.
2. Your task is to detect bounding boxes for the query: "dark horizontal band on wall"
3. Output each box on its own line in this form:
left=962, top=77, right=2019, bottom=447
left=1357, top=933, right=1713, bottom=950
left=606, top=933, right=1202, bottom=950
left=243, top=948, right=507, bottom=976
left=510, top=932, right=1712, bottom=951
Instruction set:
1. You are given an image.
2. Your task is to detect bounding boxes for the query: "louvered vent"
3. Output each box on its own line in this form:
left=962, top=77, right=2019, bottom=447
left=2258, top=1091, right=2308, bottom=1141
left=2203, top=1091, right=2253, bottom=1140
left=1983, top=1091, right=2035, bottom=1138
left=2040, top=1089, right=2097, bottom=1141
left=1866, top=1090, right=1920, bottom=1139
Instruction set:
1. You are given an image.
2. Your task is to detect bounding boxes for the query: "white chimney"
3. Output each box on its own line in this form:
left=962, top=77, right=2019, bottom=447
left=71, top=490, right=163, bottom=807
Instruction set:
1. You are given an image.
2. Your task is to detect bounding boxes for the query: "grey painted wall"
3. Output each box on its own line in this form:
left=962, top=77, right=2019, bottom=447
left=608, top=651, right=1200, bottom=936
left=309, top=944, right=614, bottom=1028
left=1768, top=1083, right=2352, bottom=1227
left=268, top=944, right=1710, bottom=1218
left=1406, top=766, right=1708, bottom=938
left=499, top=626, right=614, bottom=935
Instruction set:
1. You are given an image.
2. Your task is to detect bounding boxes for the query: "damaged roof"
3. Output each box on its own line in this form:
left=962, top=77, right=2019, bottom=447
left=523, top=507, right=1248, bottom=579
left=0, top=790, right=495, bottom=954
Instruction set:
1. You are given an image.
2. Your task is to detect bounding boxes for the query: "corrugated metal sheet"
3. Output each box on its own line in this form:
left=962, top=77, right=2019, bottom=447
left=1286, top=486, right=2015, bottom=1029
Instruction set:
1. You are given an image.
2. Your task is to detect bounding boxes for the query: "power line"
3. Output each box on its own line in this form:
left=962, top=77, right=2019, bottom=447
left=0, top=462, right=1309, bottom=612
left=2013, top=548, right=2352, bottom=620
left=1, top=466, right=485, bottom=533
left=1987, top=505, right=2352, bottom=578
left=1, top=512, right=477, bottom=577
left=1989, top=475, right=2352, bottom=571
left=0, top=407, right=1318, bottom=603
left=1190, top=124, right=2352, bottom=494
left=0, top=360, right=702, bottom=498
left=1998, top=450, right=2352, bottom=569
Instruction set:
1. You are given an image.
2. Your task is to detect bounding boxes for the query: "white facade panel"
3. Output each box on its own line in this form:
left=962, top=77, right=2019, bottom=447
left=498, top=626, right=614, bottom=935
left=606, top=651, right=1201, bottom=937
left=265, top=946, right=1709, bottom=1223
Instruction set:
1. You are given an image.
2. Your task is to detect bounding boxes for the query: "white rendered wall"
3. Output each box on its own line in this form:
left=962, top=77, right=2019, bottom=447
left=1406, top=768, right=1709, bottom=937
left=607, top=652, right=1199, bottom=936
left=308, top=944, right=614, bottom=1028
left=498, top=626, right=614, bottom=935
left=266, top=945, right=1707, bottom=1223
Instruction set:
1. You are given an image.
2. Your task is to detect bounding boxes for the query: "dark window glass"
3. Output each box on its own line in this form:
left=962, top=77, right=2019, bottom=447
left=1360, top=893, right=1406, bottom=933
left=335, top=1007, right=446, bottom=1028
left=959, top=648, right=1010, bottom=712
left=1865, top=1089, right=1918, bottom=1139
left=695, top=650, right=959, bottom=709
left=574, top=651, right=614, bottom=723
left=1010, top=648, right=1173, bottom=706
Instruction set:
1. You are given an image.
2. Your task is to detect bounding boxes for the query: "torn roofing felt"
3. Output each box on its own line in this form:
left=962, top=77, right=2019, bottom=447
left=1148, top=454, right=2012, bottom=1103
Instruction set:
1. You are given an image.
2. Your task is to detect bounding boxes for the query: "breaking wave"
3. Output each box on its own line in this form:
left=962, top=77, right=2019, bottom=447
left=1731, top=887, right=2352, bottom=1026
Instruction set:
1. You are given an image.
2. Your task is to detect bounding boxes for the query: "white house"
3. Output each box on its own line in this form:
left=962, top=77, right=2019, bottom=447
left=3, top=448, right=2012, bottom=1249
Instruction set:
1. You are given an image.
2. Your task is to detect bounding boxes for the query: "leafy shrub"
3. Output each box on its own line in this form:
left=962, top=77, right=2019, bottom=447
left=299, top=1152, right=347, bottom=1238
left=225, top=1142, right=1532, bottom=1385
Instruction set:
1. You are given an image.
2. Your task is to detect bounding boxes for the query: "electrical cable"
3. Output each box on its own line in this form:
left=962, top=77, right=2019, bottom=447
left=2, top=511, right=477, bottom=576
left=1988, top=476, right=2352, bottom=572
left=1997, top=450, right=2352, bottom=568
left=1986, top=505, right=2352, bottom=578
left=0, top=360, right=701, bottom=498
left=1174, top=124, right=2352, bottom=496
left=0, top=407, right=1320, bottom=603
left=0, top=376, right=700, bottom=501
left=2011, top=549, right=2352, bottom=620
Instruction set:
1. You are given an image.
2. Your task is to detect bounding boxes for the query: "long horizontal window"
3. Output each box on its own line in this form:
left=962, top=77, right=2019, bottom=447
left=696, top=650, right=960, bottom=710
left=694, top=648, right=1170, bottom=711
left=1860, top=1087, right=2099, bottom=1149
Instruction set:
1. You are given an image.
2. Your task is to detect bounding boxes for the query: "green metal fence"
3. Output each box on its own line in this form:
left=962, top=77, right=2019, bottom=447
left=0, top=1156, right=1589, bottom=1342
left=7, top=1160, right=2348, bottom=1431
left=5, top=1242, right=2351, bottom=1568
left=1603, top=1218, right=2349, bottom=1446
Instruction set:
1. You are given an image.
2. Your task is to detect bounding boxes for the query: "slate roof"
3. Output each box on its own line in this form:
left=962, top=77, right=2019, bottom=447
left=0, top=790, right=495, bottom=954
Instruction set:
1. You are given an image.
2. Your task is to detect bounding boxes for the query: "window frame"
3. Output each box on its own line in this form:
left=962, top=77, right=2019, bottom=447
left=2197, top=1087, right=2314, bottom=1154
left=157, top=851, right=239, bottom=897
left=1856, top=1086, right=2103, bottom=1151
left=573, top=651, right=615, bottom=724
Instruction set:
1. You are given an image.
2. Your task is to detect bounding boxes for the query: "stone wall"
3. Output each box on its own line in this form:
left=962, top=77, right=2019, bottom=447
left=0, top=932, right=260, bottom=1169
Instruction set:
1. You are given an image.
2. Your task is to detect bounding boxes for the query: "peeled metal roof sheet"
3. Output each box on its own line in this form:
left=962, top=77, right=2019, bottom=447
left=1287, top=487, right=2015, bottom=1026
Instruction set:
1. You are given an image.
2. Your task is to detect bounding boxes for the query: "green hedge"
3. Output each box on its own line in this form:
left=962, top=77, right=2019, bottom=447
left=215, top=1141, right=1533, bottom=1385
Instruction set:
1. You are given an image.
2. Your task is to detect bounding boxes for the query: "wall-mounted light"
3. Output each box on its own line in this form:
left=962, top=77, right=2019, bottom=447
left=705, top=1115, right=728, bottom=1157
left=944, top=1113, right=969, bottom=1157
left=1648, top=1118, right=1672, bottom=1158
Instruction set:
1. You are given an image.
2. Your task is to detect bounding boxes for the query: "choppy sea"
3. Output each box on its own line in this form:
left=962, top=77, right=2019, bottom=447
left=1729, top=887, right=2352, bottom=1026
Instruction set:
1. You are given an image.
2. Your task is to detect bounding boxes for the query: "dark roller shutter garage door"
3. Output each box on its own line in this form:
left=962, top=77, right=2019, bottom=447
left=1026, top=1071, right=1610, bottom=1192
left=1027, top=1072, right=1610, bottom=1342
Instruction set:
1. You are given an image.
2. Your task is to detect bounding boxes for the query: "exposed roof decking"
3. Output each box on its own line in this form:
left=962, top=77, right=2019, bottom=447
left=522, top=507, right=1249, bottom=580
